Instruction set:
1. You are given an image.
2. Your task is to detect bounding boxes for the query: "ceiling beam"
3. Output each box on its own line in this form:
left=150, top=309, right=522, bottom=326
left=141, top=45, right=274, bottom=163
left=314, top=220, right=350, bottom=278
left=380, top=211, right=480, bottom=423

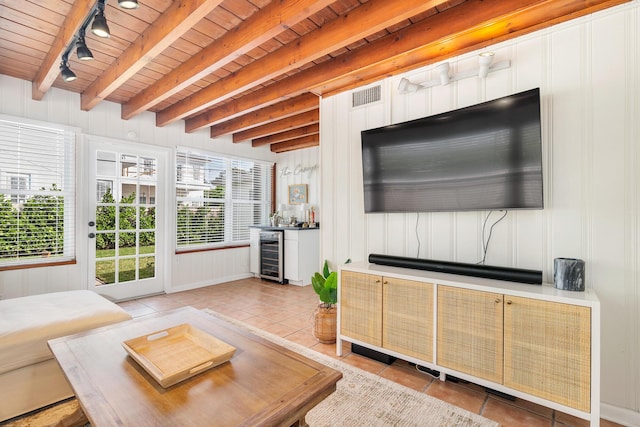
left=270, top=134, right=320, bottom=153
left=121, top=0, right=334, bottom=120
left=232, top=109, right=319, bottom=143
left=209, top=93, right=318, bottom=138
left=80, top=0, right=223, bottom=111
left=311, top=0, right=632, bottom=97
left=32, top=1, right=94, bottom=100
left=165, top=0, right=449, bottom=129
left=188, top=0, right=627, bottom=129
left=252, top=123, right=320, bottom=147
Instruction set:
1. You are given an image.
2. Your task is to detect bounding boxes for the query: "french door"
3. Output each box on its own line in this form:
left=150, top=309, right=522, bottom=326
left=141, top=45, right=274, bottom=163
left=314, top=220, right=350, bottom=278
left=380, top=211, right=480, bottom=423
left=87, top=138, right=167, bottom=301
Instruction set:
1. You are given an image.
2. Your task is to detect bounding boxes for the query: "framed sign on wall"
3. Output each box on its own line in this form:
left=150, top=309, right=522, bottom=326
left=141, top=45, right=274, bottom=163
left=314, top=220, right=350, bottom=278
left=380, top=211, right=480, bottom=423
left=288, top=184, right=308, bottom=204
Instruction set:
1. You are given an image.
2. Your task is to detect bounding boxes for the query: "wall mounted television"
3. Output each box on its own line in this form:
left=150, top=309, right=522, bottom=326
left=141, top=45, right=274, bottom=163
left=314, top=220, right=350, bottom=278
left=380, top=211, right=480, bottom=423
left=361, top=88, right=543, bottom=213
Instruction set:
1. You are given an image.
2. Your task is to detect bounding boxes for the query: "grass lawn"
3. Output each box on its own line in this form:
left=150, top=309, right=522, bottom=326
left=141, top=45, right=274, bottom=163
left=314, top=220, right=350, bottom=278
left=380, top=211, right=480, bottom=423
left=96, top=245, right=155, bottom=284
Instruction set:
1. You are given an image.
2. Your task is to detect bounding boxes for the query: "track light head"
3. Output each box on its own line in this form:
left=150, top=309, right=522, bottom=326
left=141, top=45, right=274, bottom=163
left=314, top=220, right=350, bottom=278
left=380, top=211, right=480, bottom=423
left=118, top=0, right=139, bottom=9
left=76, top=34, right=94, bottom=61
left=398, top=77, right=422, bottom=94
left=59, top=59, right=77, bottom=82
left=91, top=9, right=110, bottom=38
left=436, top=62, right=450, bottom=85
left=478, top=52, right=495, bottom=78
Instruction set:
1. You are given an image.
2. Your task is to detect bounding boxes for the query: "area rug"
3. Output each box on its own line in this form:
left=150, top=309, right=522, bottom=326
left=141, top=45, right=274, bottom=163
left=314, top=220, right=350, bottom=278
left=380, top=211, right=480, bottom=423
left=202, top=309, right=498, bottom=427
left=1, top=398, right=85, bottom=427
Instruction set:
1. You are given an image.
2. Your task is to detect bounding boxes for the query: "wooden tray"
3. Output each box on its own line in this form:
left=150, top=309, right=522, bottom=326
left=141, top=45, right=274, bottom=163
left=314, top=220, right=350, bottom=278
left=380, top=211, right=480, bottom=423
left=122, top=323, right=236, bottom=388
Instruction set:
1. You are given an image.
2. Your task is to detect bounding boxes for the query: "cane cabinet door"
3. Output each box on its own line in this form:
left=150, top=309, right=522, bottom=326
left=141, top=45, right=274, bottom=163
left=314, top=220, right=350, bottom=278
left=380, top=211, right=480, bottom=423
left=504, top=296, right=591, bottom=412
left=437, top=286, right=504, bottom=383
left=340, top=271, right=382, bottom=347
left=383, top=278, right=434, bottom=362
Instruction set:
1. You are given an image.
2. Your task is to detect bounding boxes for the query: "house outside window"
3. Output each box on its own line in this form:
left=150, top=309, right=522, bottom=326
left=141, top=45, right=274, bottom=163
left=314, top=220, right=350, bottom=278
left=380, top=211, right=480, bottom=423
left=176, top=148, right=272, bottom=250
left=9, top=174, right=30, bottom=205
left=96, top=179, right=113, bottom=202
left=0, top=116, right=76, bottom=266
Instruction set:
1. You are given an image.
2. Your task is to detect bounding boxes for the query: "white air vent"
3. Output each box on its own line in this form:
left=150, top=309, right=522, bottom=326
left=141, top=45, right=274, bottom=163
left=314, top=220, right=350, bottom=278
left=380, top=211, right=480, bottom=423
left=352, top=85, right=381, bottom=108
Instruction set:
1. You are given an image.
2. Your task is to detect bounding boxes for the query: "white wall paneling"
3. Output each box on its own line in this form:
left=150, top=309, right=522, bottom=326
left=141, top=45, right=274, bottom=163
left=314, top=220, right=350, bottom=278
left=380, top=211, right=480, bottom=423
left=275, top=147, right=320, bottom=220
left=319, top=2, right=640, bottom=423
left=171, top=246, right=251, bottom=293
left=0, top=75, right=276, bottom=298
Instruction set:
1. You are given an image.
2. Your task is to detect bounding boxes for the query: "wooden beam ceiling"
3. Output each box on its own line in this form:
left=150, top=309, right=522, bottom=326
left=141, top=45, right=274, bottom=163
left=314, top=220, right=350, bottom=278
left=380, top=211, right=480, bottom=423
left=253, top=123, right=320, bottom=147
left=232, top=109, right=319, bottom=142
left=164, top=0, right=449, bottom=129
left=80, top=0, right=224, bottom=111
left=311, top=0, right=632, bottom=97
left=121, top=0, right=335, bottom=120
left=209, top=92, right=318, bottom=138
left=271, top=134, right=320, bottom=153
left=0, top=0, right=630, bottom=152
left=189, top=0, right=628, bottom=141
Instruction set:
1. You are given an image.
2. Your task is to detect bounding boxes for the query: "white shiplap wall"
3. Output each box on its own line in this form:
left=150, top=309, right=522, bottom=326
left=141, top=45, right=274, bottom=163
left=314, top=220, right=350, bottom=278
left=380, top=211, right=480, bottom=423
left=0, top=75, right=276, bottom=298
left=320, top=2, right=640, bottom=423
left=275, top=147, right=320, bottom=220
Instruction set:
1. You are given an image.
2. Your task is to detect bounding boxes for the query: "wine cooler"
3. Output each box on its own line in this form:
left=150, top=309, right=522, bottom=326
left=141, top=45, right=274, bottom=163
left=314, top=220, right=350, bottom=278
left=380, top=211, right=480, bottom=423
left=259, top=230, right=286, bottom=284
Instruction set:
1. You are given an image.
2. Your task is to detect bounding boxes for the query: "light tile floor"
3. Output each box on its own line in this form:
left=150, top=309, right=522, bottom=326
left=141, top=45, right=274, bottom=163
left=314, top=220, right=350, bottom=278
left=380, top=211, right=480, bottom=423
left=118, top=278, right=622, bottom=427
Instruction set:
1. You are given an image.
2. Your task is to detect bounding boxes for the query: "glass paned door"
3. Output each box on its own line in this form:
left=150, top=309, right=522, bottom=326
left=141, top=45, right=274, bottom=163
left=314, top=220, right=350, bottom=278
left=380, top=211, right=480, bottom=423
left=88, top=140, right=165, bottom=301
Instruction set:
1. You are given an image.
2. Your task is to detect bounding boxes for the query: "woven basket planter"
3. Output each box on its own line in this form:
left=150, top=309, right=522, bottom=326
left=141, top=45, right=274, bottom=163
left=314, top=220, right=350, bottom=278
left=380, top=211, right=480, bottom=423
left=313, top=305, right=337, bottom=344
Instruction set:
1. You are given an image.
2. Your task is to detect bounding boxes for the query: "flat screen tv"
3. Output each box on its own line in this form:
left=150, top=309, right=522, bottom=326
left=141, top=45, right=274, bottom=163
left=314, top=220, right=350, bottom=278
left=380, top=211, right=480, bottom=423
left=361, top=88, right=543, bottom=213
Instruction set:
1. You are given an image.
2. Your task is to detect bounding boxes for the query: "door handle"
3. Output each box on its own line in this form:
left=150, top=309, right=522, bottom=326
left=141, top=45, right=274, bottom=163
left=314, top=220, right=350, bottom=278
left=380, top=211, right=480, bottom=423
left=88, top=221, right=95, bottom=227
left=88, top=233, right=96, bottom=239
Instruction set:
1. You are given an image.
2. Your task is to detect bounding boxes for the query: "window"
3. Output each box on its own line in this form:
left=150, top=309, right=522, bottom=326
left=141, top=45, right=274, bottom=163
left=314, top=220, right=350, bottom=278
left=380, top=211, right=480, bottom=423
left=0, top=116, right=76, bottom=266
left=176, top=148, right=272, bottom=250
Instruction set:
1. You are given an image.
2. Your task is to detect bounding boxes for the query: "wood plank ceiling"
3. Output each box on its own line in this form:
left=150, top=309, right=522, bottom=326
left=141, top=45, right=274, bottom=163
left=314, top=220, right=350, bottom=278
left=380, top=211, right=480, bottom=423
left=0, top=0, right=630, bottom=153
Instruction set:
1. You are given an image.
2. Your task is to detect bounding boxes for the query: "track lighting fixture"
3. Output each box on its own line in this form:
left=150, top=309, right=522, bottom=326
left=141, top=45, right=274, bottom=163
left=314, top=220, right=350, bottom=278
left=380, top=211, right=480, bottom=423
left=59, top=56, right=77, bottom=82
left=398, top=52, right=511, bottom=94
left=59, top=0, right=139, bottom=83
left=76, top=30, right=94, bottom=61
left=91, top=3, right=111, bottom=38
left=118, top=0, right=139, bottom=9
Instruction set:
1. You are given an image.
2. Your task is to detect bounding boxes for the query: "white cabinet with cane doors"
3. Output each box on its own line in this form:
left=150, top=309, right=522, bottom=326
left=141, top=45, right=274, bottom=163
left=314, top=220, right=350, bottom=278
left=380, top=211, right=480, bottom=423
left=337, top=262, right=600, bottom=426
left=339, top=270, right=433, bottom=362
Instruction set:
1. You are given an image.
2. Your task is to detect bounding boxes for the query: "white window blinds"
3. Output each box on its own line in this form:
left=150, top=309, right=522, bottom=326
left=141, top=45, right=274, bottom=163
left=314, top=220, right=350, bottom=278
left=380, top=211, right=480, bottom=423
left=0, top=116, right=76, bottom=266
left=176, top=148, right=272, bottom=250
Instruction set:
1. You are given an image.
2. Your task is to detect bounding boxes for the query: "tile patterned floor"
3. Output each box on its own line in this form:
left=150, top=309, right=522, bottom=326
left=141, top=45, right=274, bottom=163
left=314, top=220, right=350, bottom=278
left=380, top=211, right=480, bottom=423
left=118, top=278, right=621, bottom=427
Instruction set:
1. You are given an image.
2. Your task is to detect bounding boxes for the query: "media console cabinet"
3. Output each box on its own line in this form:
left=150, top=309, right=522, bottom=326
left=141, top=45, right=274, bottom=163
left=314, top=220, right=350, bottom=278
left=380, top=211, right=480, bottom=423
left=337, top=261, right=600, bottom=426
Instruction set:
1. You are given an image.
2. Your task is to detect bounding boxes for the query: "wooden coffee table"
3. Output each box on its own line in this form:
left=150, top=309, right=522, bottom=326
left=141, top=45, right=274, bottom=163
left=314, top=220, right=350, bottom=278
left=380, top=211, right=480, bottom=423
left=48, top=306, right=341, bottom=427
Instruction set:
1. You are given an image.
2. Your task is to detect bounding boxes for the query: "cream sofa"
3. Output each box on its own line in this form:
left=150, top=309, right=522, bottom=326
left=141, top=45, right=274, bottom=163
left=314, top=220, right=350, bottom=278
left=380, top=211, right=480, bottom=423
left=0, top=290, right=132, bottom=421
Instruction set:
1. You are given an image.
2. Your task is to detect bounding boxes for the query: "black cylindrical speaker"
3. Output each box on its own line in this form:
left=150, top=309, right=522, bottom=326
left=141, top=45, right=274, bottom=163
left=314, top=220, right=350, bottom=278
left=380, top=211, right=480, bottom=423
left=368, top=254, right=542, bottom=285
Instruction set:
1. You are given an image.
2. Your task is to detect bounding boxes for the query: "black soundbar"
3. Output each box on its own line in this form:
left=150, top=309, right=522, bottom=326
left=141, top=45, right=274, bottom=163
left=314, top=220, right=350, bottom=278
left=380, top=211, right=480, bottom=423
left=368, top=254, right=542, bottom=285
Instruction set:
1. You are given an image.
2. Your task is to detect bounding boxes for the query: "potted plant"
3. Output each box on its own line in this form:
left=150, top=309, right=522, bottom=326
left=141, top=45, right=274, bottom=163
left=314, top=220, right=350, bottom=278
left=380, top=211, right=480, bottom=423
left=311, top=259, right=350, bottom=343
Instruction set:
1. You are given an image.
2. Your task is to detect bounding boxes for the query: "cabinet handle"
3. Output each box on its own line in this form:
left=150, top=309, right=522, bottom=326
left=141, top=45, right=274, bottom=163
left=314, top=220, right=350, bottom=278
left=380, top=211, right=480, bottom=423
left=495, top=298, right=501, bottom=303
left=383, top=281, right=388, bottom=285
left=506, top=300, right=513, bottom=305
left=375, top=280, right=381, bottom=284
